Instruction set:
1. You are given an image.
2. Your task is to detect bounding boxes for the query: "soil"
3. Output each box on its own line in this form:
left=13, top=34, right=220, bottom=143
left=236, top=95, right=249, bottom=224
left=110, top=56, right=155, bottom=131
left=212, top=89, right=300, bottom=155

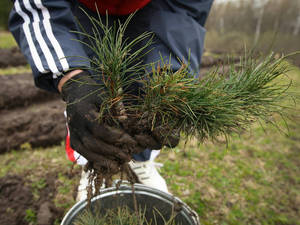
left=0, top=72, right=65, bottom=153
left=0, top=99, right=65, bottom=153
left=0, top=73, right=58, bottom=110
left=0, top=174, right=64, bottom=225
left=0, top=47, right=27, bottom=68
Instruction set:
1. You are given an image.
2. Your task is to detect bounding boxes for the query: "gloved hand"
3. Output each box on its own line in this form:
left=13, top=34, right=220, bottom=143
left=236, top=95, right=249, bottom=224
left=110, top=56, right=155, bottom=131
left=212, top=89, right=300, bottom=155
left=152, top=126, right=180, bottom=148
left=133, top=125, right=180, bottom=149
left=61, top=71, right=162, bottom=173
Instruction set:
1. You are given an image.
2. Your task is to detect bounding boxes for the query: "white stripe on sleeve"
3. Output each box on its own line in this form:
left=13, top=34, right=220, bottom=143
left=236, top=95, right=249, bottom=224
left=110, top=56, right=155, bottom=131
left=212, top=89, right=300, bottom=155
left=14, top=0, right=45, bottom=73
left=23, top=0, right=60, bottom=77
left=34, top=0, right=70, bottom=72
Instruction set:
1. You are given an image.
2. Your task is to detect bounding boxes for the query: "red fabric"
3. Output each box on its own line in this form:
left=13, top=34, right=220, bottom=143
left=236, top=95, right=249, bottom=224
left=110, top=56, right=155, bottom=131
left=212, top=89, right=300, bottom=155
left=65, top=124, right=76, bottom=162
left=78, top=0, right=151, bottom=15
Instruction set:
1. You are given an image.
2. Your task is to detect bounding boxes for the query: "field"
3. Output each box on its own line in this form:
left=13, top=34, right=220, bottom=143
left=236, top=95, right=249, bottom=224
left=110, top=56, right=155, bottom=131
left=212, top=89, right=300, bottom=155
left=0, top=31, right=300, bottom=225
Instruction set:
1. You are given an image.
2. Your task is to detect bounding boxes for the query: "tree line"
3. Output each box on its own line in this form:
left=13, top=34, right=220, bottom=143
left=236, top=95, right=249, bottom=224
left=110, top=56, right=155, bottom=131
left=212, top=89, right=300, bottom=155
left=207, top=0, right=300, bottom=37
left=205, top=0, right=300, bottom=64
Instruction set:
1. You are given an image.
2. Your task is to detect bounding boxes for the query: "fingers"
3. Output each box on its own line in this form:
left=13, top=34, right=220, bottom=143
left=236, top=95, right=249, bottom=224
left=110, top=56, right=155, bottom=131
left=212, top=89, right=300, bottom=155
left=85, top=120, right=123, bottom=143
left=85, top=119, right=140, bottom=147
left=152, top=126, right=180, bottom=148
left=78, top=149, right=121, bottom=174
left=71, top=134, right=122, bottom=174
left=81, top=135, right=131, bottom=163
left=70, top=125, right=132, bottom=173
left=69, top=132, right=84, bottom=151
left=134, top=134, right=162, bottom=150
left=164, top=135, right=180, bottom=148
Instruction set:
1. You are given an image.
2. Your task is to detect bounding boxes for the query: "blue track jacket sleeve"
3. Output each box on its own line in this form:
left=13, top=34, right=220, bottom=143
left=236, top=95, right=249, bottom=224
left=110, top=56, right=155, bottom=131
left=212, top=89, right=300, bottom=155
left=9, top=0, right=89, bottom=92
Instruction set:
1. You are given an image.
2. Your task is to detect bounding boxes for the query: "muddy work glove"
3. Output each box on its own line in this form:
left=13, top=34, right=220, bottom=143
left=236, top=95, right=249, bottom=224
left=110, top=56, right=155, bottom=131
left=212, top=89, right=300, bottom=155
left=152, top=126, right=180, bottom=148
left=61, top=71, right=161, bottom=173
left=133, top=124, right=180, bottom=149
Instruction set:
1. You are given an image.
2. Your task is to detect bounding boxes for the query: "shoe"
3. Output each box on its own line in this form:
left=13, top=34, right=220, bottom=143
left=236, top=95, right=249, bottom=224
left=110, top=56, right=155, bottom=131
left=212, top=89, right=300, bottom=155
left=76, top=169, right=89, bottom=202
left=129, top=160, right=169, bottom=193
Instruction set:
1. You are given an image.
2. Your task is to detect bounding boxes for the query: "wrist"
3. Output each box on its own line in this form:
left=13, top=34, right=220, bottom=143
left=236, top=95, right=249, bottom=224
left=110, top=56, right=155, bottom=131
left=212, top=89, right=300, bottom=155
left=58, top=69, right=83, bottom=93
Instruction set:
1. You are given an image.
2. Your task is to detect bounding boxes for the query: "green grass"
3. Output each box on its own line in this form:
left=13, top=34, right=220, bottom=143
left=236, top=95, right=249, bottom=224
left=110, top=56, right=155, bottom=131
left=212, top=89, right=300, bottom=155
left=0, top=66, right=299, bottom=224
left=205, top=30, right=300, bottom=65
left=0, top=31, right=16, bottom=48
left=0, top=143, right=70, bottom=177
left=0, top=65, right=31, bottom=75
left=24, top=208, right=37, bottom=224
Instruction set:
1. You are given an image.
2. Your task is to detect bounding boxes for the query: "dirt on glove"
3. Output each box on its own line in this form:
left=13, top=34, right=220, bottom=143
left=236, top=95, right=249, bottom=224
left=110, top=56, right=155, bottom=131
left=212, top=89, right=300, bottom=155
left=84, top=112, right=179, bottom=204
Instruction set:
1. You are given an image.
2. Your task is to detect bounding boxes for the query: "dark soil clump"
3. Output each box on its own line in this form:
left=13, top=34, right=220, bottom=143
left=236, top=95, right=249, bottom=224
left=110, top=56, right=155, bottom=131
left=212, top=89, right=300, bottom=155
left=0, top=100, right=65, bottom=153
left=0, top=174, right=63, bottom=225
left=0, top=73, right=58, bottom=110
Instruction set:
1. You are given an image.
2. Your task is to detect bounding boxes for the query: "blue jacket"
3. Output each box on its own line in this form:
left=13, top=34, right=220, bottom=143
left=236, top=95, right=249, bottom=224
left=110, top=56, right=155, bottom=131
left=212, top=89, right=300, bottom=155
left=9, top=0, right=213, bottom=92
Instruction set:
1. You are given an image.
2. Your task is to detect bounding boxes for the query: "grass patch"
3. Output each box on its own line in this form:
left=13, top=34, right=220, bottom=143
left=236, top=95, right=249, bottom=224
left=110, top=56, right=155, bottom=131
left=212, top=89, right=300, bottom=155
left=0, top=64, right=31, bottom=75
left=205, top=30, right=300, bottom=66
left=24, top=208, right=37, bottom=224
left=0, top=143, right=71, bottom=177
left=0, top=31, right=16, bottom=48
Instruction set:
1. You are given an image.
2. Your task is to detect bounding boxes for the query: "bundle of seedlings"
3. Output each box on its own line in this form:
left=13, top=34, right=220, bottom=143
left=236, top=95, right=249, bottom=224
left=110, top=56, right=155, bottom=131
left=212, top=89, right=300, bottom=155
left=138, top=53, right=291, bottom=141
left=69, top=10, right=292, bottom=221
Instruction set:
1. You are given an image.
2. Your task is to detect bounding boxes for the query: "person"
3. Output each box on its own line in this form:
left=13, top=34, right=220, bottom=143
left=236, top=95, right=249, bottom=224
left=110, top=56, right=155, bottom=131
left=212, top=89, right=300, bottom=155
left=9, top=0, right=214, bottom=200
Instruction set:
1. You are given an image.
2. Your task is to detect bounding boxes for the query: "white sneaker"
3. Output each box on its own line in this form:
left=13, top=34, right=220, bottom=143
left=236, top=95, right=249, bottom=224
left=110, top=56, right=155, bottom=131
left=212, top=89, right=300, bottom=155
left=76, top=169, right=89, bottom=202
left=76, top=169, right=105, bottom=201
left=129, top=160, right=169, bottom=193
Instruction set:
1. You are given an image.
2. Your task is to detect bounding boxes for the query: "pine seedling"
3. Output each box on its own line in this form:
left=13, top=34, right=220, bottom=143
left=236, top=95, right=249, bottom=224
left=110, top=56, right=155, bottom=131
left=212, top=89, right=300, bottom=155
left=73, top=11, right=291, bottom=141
left=72, top=11, right=154, bottom=125
left=136, top=53, right=291, bottom=142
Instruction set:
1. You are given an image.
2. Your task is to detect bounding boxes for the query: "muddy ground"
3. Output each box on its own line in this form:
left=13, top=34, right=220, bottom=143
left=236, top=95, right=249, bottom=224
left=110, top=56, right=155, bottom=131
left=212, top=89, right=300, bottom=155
left=0, top=164, right=81, bottom=225
left=0, top=174, right=61, bottom=225
left=0, top=73, right=58, bottom=110
left=0, top=72, right=65, bottom=153
left=0, top=100, right=65, bottom=153
left=0, top=47, right=27, bottom=68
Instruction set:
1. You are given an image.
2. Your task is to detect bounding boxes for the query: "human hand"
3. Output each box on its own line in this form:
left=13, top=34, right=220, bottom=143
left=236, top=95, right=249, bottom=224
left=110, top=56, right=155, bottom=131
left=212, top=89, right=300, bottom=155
left=151, top=126, right=180, bottom=148
left=126, top=117, right=180, bottom=150
left=60, top=71, right=163, bottom=173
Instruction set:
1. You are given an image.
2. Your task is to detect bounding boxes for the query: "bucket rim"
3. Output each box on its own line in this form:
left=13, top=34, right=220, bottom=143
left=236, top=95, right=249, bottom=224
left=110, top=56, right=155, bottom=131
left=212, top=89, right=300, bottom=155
left=61, top=183, right=200, bottom=225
